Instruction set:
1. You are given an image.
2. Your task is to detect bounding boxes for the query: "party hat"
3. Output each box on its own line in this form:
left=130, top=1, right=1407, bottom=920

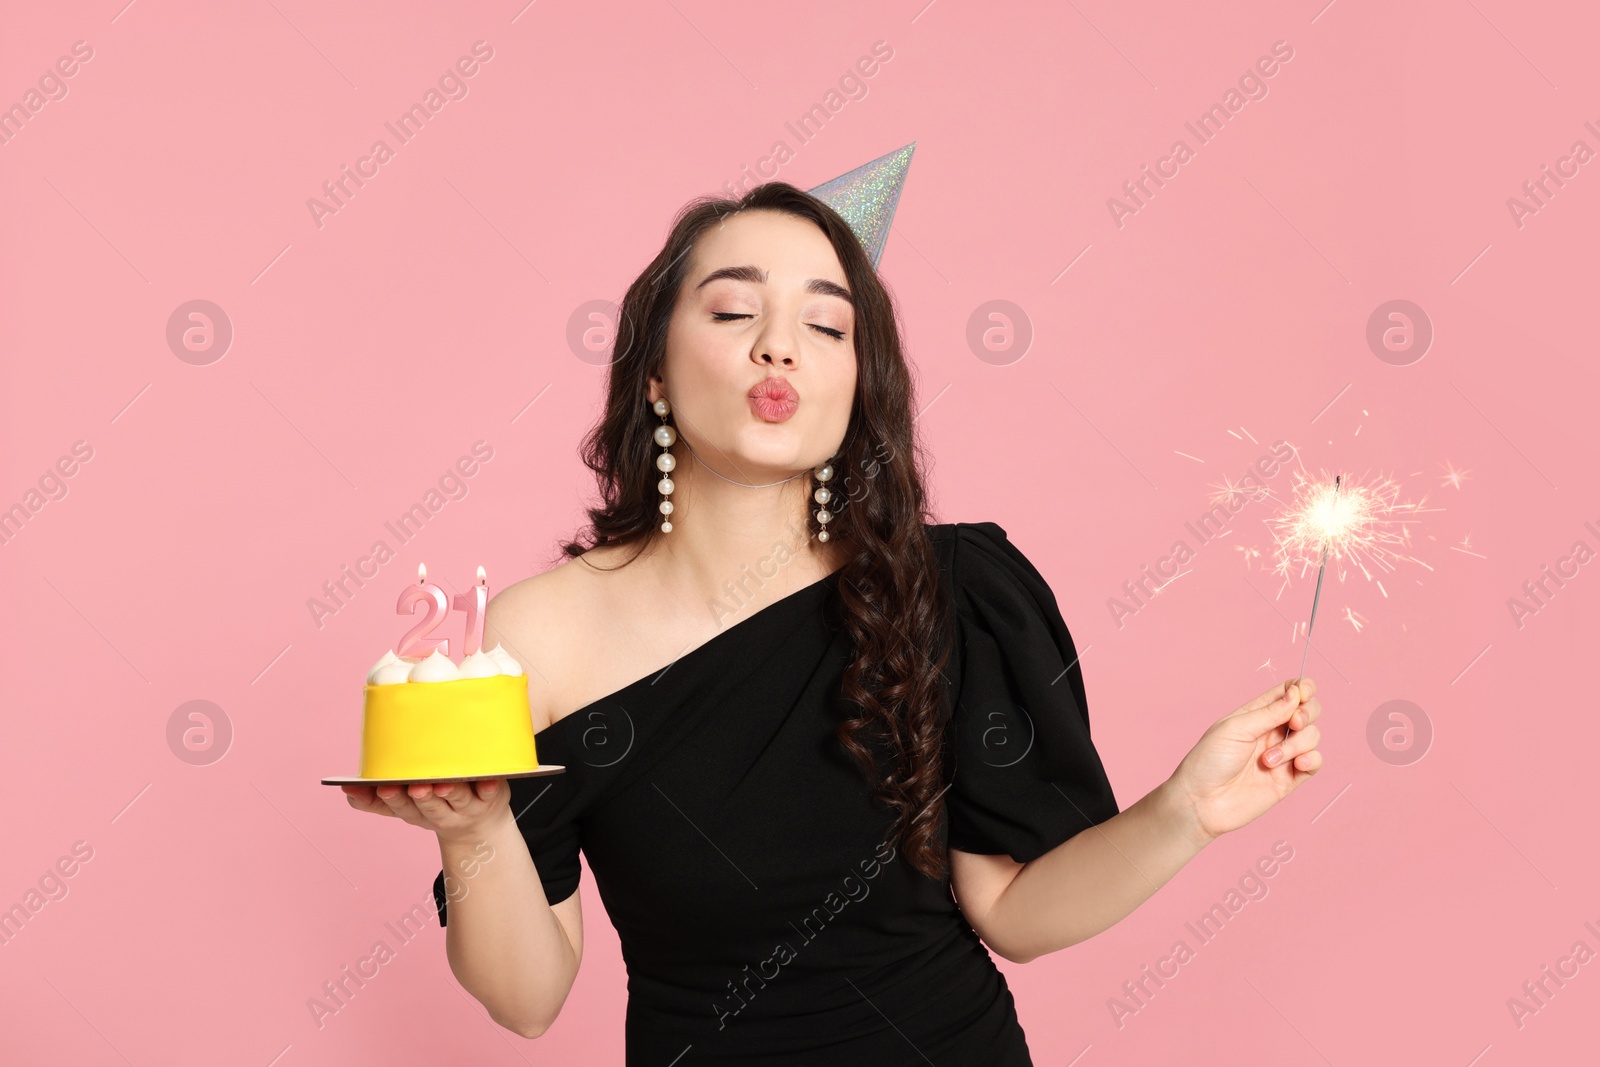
left=806, top=142, right=916, bottom=269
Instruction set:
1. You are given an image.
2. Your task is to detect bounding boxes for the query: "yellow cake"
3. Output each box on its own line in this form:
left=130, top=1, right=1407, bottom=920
left=359, top=645, right=540, bottom=780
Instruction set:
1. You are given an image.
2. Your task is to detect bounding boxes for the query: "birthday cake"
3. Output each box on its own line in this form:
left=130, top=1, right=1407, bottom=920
left=320, top=562, right=563, bottom=786
left=356, top=644, right=540, bottom=780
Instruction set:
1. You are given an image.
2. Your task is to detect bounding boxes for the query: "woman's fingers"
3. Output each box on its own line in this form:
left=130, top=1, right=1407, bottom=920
left=1292, top=695, right=1322, bottom=731
left=417, top=781, right=451, bottom=806
left=428, top=781, right=464, bottom=812
left=408, top=781, right=503, bottom=828
left=438, top=780, right=494, bottom=813
left=408, top=782, right=458, bottom=822
left=375, top=783, right=423, bottom=820
left=474, top=779, right=504, bottom=802
left=345, top=778, right=508, bottom=834
left=342, top=784, right=375, bottom=807
left=1266, top=723, right=1321, bottom=767
left=424, top=781, right=484, bottom=816
left=1292, top=749, right=1324, bottom=773
left=343, top=785, right=397, bottom=816
left=1239, top=679, right=1296, bottom=716
left=1283, top=722, right=1320, bottom=761
left=1232, top=682, right=1301, bottom=737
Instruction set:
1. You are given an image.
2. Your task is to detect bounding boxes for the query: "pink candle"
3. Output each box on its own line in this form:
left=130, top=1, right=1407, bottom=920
left=453, top=565, right=488, bottom=656
left=396, top=562, right=451, bottom=658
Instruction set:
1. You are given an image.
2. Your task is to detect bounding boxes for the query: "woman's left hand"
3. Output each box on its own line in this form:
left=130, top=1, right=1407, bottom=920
left=1168, top=677, right=1325, bottom=843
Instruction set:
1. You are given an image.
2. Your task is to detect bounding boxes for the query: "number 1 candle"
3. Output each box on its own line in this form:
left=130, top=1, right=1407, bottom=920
left=453, top=565, right=488, bottom=656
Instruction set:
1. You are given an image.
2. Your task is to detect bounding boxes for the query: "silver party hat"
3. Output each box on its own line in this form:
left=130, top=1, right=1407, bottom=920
left=806, top=142, right=916, bottom=269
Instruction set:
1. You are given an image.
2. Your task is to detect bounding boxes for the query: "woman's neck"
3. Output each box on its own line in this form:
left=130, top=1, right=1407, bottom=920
left=636, top=445, right=845, bottom=605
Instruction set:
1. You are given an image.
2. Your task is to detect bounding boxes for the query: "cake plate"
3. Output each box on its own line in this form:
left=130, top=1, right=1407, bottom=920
left=322, top=766, right=565, bottom=787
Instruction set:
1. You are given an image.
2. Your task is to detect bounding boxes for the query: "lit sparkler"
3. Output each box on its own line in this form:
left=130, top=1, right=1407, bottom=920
left=1291, top=475, right=1342, bottom=687
left=1254, top=464, right=1435, bottom=716
left=1206, top=437, right=1442, bottom=757
left=1207, top=449, right=1437, bottom=722
left=1262, top=465, right=1434, bottom=593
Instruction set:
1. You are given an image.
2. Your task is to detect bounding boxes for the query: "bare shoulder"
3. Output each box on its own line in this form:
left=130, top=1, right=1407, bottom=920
left=484, top=542, right=643, bottom=731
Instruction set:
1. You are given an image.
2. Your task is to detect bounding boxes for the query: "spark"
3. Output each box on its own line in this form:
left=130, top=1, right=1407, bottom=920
left=1236, top=544, right=1262, bottom=569
left=1452, top=534, right=1487, bottom=559
left=1217, top=455, right=1439, bottom=651
left=1257, top=657, right=1275, bottom=672
left=1209, top=472, right=1274, bottom=509
left=1259, top=467, right=1438, bottom=590
left=1152, top=568, right=1190, bottom=593
left=1440, top=460, right=1470, bottom=490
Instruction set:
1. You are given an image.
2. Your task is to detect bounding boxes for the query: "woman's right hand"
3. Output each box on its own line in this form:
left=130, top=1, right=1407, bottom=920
left=342, top=779, right=513, bottom=843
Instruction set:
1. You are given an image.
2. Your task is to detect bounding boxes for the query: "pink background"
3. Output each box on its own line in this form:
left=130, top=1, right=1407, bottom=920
left=3, top=0, right=1596, bottom=1063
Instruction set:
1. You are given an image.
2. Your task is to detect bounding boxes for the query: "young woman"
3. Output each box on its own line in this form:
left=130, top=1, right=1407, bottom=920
left=342, top=182, right=1324, bottom=1064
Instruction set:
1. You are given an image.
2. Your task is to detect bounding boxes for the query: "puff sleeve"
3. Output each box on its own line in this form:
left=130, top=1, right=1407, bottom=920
left=942, top=521, right=1119, bottom=862
left=432, top=759, right=584, bottom=926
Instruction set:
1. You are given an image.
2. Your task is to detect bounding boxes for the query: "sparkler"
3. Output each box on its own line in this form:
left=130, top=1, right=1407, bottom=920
left=1261, top=464, right=1433, bottom=593
left=1205, top=438, right=1441, bottom=755
left=1292, top=474, right=1342, bottom=688
left=1275, top=472, right=1347, bottom=751
left=1208, top=452, right=1438, bottom=741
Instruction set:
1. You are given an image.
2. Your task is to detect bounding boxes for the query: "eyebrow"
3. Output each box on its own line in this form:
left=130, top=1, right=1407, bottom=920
left=693, top=265, right=854, bottom=306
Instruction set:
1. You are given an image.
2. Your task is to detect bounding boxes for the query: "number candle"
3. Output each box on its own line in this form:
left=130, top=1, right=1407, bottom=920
left=396, top=562, right=451, bottom=658
left=453, top=565, right=488, bottom=656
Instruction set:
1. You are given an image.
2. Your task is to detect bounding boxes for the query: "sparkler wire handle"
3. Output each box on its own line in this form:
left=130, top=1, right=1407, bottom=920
left=1288, top=474, right=1341, bottom=739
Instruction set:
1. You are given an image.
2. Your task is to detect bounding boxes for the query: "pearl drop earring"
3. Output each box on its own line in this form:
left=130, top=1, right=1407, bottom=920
left=653, top=397, right=677, bottom=533
left=812, top=461, right=834, bottom=542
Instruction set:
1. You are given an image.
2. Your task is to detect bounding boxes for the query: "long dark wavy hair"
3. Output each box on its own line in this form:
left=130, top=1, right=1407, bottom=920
left=556, top=181, right=957, bottom=882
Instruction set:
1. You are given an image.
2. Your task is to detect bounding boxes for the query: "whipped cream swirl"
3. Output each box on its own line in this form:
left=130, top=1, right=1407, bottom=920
left=366, top=643, right=526, bottom=685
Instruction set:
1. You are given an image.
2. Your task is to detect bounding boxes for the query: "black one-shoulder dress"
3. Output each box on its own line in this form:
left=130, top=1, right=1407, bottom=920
left=433, top=521, right=1120, bottom=1065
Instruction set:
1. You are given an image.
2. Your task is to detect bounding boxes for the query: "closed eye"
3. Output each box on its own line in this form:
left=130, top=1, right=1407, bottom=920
left=712, top=312, right=846, bottom=341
